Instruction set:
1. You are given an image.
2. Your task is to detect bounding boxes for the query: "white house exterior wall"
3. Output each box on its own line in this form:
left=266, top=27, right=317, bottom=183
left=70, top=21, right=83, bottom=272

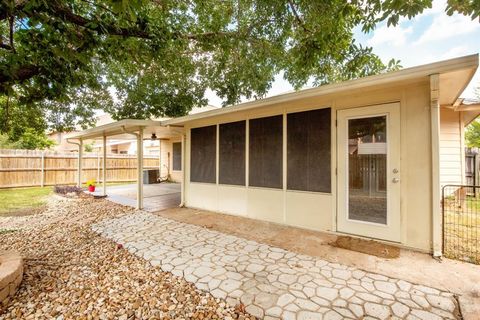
left=440, top=108, right=465, bottom=187
left=183, top=80, right=437, bottom=252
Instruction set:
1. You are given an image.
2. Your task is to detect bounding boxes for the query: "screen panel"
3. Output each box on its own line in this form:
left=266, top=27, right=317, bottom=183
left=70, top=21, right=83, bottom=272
left=287, top=108, right=331, bottom=192
left=190, top=125, right=216, bottom=183
left=219, top=121, right=246, bottom=185
left=249, top=115, right=283, bottom=189
left=172, top=142, right=182, bottom=171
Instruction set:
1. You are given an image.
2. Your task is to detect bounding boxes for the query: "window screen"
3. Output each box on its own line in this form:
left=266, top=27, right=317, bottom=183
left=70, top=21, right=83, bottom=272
left=190, top=125, right=216, bottom=183
left=172, top=142, right=182, bottom=171
left=249, top=115, right=283, bottom=189
left=219, top=121, right=246, bottom=185
left=287, top=108, right=331, bottom=192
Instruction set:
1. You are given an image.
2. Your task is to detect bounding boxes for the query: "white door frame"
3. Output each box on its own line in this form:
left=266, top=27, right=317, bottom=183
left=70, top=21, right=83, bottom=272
left=336, top=103, right=401, bottom=242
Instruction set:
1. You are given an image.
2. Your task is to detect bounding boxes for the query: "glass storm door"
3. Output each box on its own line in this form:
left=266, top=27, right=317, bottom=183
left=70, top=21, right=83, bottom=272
left=337, top=103, right=401, bottom=242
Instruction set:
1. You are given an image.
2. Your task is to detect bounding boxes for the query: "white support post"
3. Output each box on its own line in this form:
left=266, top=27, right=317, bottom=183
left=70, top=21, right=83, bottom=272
left=103, top=136, right=107, bottom=196
left=78, top=140, right=83, bottom=187
left=245, top=119, right=249, bottom=188
left=158, top=139, right=162, bottom=177
left=430, top=74, right=442, bottom=257
left=96, top=151, right=100, bottom=182
left=216, top=124, right=219, bottom=185
left=40, top=151, right=45, bottom=187
left=282, top=111, right=287, bottom=224
left=180, top=133, right=186, bottom=207
left=137, top=128, right=144, bottom=209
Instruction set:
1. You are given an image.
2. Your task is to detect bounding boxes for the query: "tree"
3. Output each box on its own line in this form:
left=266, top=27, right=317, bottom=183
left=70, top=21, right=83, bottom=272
left=466, top=121, right=480, bottom=148
left=0, top=0, right=478, bottom=132
left=0, top=95, right=56, bottom=149
left=0, top=129, right=55, bottom=149
left=465, top=85, right=480, bottom=147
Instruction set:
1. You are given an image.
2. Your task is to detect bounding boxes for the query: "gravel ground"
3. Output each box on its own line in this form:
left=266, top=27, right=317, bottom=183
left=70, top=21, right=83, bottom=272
left=0, top=195, right=255, bottom=320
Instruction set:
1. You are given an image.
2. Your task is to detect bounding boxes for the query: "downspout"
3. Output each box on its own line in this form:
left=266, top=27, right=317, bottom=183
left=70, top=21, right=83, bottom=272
left=67, top=138, right=83, bottom=187
left=430, top=74, right=442, bottom=257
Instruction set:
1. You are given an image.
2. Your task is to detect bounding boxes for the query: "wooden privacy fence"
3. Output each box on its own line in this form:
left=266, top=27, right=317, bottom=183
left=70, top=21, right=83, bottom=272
left=0, top=149, right=160, bottom=188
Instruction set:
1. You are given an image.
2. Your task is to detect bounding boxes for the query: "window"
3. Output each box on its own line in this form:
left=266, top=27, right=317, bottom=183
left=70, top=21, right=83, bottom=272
left=287, top=108, right=331, bottom=192
left=190, top=125, right=216, bottom=183
left=172, top=142, right=182, bottom=171
left=219, top=121, right=246, bottom=185
left=249, top=115, right=283, bottom=189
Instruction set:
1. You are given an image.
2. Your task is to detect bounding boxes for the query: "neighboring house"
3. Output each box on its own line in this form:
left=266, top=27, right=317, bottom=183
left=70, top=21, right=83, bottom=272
left=440, top=98, right=480, bottom=187
left=69, top=54, right=480, bottom=256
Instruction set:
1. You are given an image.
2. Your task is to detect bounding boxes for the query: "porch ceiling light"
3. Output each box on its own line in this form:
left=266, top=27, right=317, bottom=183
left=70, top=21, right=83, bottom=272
left=151, top=133, right=157, bottom=140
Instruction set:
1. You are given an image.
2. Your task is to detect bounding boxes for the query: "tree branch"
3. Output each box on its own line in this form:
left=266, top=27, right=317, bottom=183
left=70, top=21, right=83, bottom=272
left=1, top=1, right=152, bottom=39
left=0, top=65, right=40, bottom=83
left=287, top=0, right=310, bottom=32
left=0, top=1, right=27, bottom=21
left=0, top=42, right=13, bottom=50
left=46, top=2, right=152, bottom=39
left=8, top=15, right=15, bottom=52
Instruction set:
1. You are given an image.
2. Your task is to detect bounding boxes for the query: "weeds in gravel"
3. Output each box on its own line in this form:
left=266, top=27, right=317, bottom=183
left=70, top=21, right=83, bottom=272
left=0, top=229, right=16, bottom=235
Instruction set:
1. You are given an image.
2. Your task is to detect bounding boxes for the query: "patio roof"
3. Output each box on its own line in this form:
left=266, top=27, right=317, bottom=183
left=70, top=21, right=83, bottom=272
left=68, top=119, right=183, bottom=141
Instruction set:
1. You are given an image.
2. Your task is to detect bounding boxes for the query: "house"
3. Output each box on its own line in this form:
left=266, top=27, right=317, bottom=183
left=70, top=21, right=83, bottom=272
left=69, top=54, right=480, bottom=256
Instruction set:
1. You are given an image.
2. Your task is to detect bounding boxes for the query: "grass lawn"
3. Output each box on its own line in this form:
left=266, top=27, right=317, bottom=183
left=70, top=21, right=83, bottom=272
left=0, top=186, right=52, bottom=215
left=443, top=196, right=480, bottom=264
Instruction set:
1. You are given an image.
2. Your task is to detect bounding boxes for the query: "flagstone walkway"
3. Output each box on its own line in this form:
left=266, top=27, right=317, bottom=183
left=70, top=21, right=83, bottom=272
left=92, top=212, right=459, bottom=320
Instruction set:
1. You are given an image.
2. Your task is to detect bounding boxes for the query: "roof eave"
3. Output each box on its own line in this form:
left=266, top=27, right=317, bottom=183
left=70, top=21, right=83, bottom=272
left=68, top=119, right=163, bottom=140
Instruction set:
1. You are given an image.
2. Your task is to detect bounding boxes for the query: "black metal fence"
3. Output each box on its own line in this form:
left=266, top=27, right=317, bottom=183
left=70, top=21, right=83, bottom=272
left=442, top=184, right=480, bottom=264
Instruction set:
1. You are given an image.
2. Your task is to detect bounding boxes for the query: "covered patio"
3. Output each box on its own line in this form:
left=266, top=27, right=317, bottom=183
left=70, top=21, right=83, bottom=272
left=67, top=119, right=184, bottom=210
left=94, top=183, right=181, bottom=212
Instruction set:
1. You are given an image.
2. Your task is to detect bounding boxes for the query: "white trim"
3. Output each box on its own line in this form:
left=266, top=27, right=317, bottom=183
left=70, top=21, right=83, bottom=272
left=69, top=119, right=162, bottom=139
left=216, top=124, right=219, bottom=185
left=137, top=128, right=144, bottom=210
left=78, top=140, right=83, bottom=187
left=430, top=74, right=442, bottom=257
left=282, top=110, right=287, bottom=224
left=180, top=134, right=186, bottom=207
left=103, top=136, right=107, bottom=196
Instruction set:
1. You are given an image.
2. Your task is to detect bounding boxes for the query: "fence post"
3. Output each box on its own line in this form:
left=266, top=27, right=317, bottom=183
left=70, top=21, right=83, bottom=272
left=474, top=153, right=477, bottom=197
left=40, top=151, right=45, bottom=187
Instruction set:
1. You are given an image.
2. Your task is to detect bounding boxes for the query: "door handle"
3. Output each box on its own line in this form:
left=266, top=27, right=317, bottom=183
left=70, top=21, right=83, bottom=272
left=392, top=178, right=400, bottom=183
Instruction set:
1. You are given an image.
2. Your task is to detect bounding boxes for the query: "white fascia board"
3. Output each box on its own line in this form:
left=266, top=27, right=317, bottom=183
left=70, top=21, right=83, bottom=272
left=68, top=120, right=163, bottom=140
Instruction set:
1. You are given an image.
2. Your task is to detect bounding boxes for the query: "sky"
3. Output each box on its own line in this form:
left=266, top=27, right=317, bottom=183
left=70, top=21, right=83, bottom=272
left=206, top=0, right=480, bottom=107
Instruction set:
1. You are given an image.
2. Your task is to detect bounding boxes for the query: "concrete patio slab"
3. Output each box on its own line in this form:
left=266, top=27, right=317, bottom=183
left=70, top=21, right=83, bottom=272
left=92, top=183, right=180, bottom=212
left=157, top=207, right=480, bottom=295
left=93, top=212, right=461, bottom=320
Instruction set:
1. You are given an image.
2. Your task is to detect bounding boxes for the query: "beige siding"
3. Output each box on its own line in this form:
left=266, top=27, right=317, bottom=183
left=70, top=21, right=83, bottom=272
left=439, top=108, right=464, bottom=187
left=183, top=80, right=438, bottom=252
left=159, top=139, right=183, bottom=183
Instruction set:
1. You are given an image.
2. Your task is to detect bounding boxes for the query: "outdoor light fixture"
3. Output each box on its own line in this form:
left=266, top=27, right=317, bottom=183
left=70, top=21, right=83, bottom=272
left=151, top=133, right=157, bottom=140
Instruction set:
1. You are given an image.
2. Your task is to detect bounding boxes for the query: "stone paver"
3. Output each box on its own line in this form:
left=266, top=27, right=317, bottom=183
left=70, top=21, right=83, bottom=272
left=92, top=212, right=459, bottom=320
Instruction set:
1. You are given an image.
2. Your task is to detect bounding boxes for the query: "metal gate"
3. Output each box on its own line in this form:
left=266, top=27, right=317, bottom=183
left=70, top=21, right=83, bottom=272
left=465, top=149, right=479, bottom=187
left=442, top=184, right=480, bottom=264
